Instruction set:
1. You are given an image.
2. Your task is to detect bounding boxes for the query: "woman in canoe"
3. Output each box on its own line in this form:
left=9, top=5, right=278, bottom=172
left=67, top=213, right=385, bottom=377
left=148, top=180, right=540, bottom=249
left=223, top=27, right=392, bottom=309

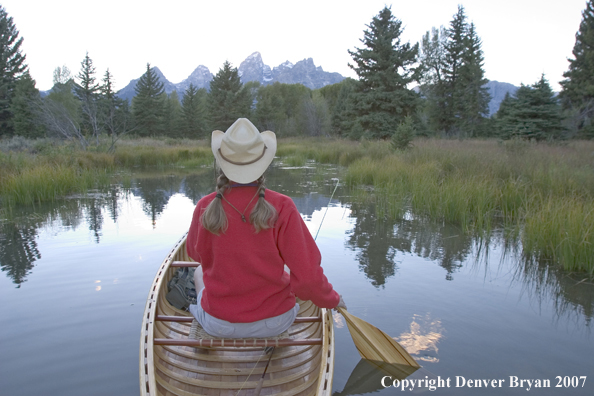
left=186, top=118, right=346, bottom=338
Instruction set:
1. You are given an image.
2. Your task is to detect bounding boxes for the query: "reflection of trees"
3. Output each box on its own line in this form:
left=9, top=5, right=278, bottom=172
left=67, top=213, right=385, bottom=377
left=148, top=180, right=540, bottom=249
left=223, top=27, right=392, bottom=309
left=346, top=201, right=473, bottom=286
left=87, top=198, right=104, bottom=243
left=105, top=185, right=121, bottom=223
left=346, top=203, right=399, bottom=287
left=180, top=173, right=213, bottom=204
left=133, top=176, right=181, bottom=227
left=0, top=221, right=40, bottom=286
left=267, top=164, right=342, bottom=218
left=394, top=214, right=471, bottom=281
left=1, top=167, right=591, bottom=327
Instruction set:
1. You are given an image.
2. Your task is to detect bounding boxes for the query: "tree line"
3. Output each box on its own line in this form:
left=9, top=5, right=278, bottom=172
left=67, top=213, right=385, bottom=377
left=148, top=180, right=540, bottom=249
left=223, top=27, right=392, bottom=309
left=2, top=3, right=594, bottom=148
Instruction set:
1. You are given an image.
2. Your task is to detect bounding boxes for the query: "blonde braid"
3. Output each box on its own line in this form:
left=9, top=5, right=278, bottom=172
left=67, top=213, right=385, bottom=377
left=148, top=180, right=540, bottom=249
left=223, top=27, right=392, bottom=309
left=249, top=176, right=278, bottom=233
left=200, top=174, right=230, bottom=234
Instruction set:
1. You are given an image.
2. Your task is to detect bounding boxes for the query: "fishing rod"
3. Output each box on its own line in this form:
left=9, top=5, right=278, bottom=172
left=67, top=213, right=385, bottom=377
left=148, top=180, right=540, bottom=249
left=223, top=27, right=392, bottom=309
left=314, top=178, right=340, bottom=241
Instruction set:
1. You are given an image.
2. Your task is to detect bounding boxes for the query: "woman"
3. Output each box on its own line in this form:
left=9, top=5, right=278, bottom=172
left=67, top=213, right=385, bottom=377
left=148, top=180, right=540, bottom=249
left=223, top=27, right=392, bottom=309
left=186, top=118, right=346, bottom=338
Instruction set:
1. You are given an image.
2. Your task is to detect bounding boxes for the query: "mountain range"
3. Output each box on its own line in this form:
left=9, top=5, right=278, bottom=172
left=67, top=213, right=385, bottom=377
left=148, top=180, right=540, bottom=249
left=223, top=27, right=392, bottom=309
left=114, top=51, right=517, bottom=116
left=116, top=51, right=344, bottom=102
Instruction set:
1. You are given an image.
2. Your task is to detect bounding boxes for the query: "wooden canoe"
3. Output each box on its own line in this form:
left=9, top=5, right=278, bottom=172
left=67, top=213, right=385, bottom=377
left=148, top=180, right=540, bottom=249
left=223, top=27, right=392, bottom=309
left=140, top=234, right=335, bottom=395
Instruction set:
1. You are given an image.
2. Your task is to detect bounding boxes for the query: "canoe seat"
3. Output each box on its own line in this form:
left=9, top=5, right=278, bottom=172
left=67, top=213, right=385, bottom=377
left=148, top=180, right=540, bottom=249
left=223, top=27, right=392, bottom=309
left=187, top=319, right=292, bottom=347
left=153, top=315, right=323, bottom=347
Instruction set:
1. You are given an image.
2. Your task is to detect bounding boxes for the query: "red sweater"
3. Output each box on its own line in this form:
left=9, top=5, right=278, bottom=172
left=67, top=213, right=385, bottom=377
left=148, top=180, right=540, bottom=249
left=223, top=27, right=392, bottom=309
left=186, top=186, right=340, bottom=323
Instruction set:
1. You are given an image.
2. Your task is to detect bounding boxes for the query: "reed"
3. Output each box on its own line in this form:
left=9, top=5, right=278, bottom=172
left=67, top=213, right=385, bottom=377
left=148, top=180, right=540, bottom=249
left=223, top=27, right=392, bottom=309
left=0, top=138, right=212, bottom=207
left=341, top=138, right=594, bottom=274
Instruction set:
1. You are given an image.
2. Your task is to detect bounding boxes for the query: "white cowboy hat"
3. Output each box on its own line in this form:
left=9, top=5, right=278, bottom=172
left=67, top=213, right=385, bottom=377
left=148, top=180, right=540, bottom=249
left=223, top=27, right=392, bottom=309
left=211, top=118, right=277, bottom=183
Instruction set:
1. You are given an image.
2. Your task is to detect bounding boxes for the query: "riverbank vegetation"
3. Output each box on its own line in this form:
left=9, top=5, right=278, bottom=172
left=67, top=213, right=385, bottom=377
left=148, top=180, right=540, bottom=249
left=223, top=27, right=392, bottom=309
left=0, top=136, right=212, bottom=207
left=1, top=136, right=593, bottom=275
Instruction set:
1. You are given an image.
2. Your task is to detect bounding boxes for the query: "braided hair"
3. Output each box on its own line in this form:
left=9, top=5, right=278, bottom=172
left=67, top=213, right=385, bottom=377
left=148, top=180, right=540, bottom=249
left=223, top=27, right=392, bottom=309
left=200, top=173, right=277, bottom=234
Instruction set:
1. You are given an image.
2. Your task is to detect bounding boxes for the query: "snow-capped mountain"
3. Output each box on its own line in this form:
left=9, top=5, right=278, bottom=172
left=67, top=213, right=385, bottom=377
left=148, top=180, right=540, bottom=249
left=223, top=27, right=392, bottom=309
left=116, top=52, right=345, bottom=101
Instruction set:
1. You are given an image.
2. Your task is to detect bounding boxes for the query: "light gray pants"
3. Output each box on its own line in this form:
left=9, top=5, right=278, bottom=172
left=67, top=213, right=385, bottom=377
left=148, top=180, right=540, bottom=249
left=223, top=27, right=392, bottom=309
left=189, top=288, right=299, bottom=338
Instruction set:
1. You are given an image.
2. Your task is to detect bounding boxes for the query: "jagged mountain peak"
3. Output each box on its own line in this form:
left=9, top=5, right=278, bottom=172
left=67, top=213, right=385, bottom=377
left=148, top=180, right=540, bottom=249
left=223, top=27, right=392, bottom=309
left=116, top=52, right=347, bottom=102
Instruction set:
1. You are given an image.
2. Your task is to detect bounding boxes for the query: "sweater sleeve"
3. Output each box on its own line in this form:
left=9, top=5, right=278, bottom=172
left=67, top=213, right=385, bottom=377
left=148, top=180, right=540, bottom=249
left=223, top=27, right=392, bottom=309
left=186, top=197, right=209, bottom=264
left=276, top=201, right=340, bottom=309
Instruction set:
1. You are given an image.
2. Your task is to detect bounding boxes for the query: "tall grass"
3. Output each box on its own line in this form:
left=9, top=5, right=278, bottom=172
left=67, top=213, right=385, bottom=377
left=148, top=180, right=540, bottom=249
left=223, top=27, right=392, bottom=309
left=0, top=137, right=212, bottom=208
left=342, top=138, right=594, bottom=275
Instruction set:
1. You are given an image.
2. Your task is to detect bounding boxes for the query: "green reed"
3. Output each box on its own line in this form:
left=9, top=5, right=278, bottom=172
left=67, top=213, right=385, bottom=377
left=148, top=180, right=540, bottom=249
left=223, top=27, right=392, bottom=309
left=0, top=138, right=212, bottom=208
left=342, top=138, right=594, bottom=274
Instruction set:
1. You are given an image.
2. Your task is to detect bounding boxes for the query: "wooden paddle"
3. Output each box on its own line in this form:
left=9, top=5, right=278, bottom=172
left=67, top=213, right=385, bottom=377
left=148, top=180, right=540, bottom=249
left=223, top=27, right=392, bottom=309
left=337, top=307, right=420, bottom=368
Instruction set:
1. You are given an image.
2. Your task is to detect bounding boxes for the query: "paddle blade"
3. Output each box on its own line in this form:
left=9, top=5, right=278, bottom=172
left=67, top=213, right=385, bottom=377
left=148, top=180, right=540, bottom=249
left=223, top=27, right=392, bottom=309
left=338, top=308, right=420, bottom=368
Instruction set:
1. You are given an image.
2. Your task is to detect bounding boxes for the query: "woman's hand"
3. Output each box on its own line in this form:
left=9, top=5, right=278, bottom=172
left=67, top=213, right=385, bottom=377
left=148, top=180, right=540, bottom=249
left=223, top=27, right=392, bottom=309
left=335, top=294, right=347, bottom=310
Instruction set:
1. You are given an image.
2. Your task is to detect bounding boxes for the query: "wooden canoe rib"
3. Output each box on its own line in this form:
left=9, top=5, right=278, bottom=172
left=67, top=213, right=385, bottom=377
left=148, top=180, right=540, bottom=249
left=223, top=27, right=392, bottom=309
left=140, top=234, right=335, bottom=395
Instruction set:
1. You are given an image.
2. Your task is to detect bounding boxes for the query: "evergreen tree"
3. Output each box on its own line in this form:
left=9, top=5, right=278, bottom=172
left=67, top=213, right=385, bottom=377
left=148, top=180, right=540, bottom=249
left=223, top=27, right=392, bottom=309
left=318, top=78, right=357, bottom=136
left=347, top=6, right=419, bottom=139
left=180, top=84, right=207, bottom=138
left=75, top=52, right=101, bottom=140
left=560, top=0, right=594, bottom=138
left=419, top=26, right=448, bottom=133
left=457, top=23, right=490, bottom=136
left=0, top=5, right=28, bottom=136
left=101, top=69, right=134, bottom=148
left=162, top=91, right=182, bottom=136
left=76, top=52, right=100, bottom=99
left=208, top=61, right=251, bottom=131
left=496, top=75, right=563, bottom=140
left=421, top=6, right=490, bottom=136
left=11, top=71, right=44, bottom=138
left=132, top=63, right=165, bottom=136
left=443, top=5, right=468, bottom=133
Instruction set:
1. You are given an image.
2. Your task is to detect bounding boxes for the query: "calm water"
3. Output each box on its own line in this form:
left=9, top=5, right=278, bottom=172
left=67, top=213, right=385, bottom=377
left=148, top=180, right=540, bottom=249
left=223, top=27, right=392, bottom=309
left=1, top=164, right=593, bottom=396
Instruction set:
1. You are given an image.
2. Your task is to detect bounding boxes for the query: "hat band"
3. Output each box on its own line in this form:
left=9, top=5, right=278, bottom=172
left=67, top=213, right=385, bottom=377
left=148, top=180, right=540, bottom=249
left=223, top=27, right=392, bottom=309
left=218, top=146, right=267, bottom=166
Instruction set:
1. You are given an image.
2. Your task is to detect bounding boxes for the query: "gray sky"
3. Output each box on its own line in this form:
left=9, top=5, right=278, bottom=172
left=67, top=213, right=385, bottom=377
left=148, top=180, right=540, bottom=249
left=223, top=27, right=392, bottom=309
left=3, top=0, right=587, bottom=92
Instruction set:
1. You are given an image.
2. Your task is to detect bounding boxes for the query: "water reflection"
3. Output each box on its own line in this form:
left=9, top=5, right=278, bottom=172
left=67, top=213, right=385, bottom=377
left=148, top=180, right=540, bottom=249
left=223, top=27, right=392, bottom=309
left=513, top=257, right=594, bottom=326
left=346, top=202, right=472, bottom=286
left=395, top=313, right=444, bottom=364
left=0, top=220, right=40, bottom=286
left=1, top=167, right=592, bottom=328
left=333, top=359, right=419, bottom=395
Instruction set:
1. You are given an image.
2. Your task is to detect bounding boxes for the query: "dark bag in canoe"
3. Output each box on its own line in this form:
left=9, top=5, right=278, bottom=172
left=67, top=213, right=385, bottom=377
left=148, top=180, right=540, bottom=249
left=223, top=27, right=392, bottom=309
left=166, top=267, right=197, bottom=310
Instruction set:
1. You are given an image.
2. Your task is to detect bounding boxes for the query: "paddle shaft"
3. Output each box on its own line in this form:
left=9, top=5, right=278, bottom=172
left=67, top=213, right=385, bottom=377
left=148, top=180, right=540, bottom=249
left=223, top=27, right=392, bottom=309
left=254, top=347, right=275, bottom=396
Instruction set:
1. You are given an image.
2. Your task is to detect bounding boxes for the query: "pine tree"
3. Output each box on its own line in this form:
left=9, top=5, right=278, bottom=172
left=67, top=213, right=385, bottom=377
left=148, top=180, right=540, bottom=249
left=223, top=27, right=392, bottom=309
left=76, top=52, right=100, bottom=99
left=457, top=23, right=490, bottom=136
left=419, top=26, right=448, bottom=133
left=162, top=91, right=182, bottom=137
left=496, top=75, right=563, bottom=140
left=560, top=0, right=594, bottom=138
left=11, top=71, right=44, bottom=138
left=421, top=6, right=490, bottom=136
left=132, top=63, right=165, bottom=136
left=101, top=69, right=134, bottom=148
left=0, top=5, right=28, bottom=136
left=207, top=61, right=251, bottom=131
left=181, top=84, right=207, bottom=138
left=76, top=52, right=101, bottom=140
left=442, top=5, right=468, bottom=134
left=347, top=6, right=419, bottom=139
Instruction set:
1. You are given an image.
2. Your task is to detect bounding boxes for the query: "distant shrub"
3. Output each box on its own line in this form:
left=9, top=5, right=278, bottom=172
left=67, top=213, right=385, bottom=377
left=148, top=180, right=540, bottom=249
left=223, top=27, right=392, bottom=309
left=391, top=116, right=415, bottom=151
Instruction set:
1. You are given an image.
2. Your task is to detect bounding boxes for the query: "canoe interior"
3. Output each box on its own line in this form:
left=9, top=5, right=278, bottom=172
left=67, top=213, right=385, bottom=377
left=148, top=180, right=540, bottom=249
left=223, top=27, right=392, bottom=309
left=140, top=234, right=335, bottom=396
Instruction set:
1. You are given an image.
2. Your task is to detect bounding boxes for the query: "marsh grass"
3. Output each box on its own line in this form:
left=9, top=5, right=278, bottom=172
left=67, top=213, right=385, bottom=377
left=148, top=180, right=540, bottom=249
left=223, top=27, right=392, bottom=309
left=342, top=138, right=594, bottom=274
left=2, top=136, right=593, bottom=274
left=0, top=138, right=212, bottom=208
